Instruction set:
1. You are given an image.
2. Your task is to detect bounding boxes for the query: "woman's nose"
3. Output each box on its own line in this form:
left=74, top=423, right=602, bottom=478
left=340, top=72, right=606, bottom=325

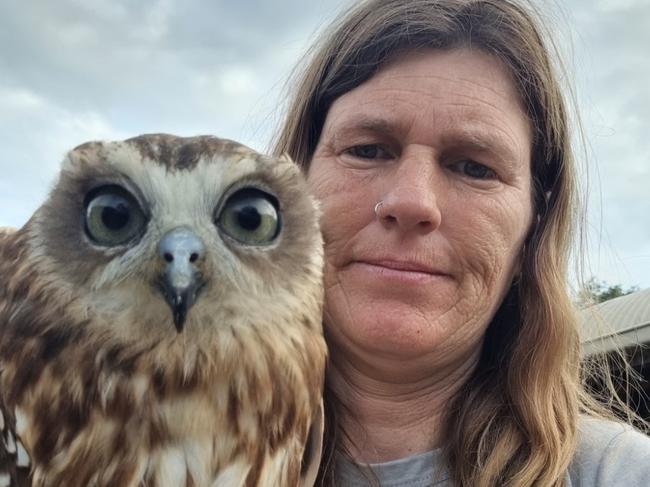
left=375, top=154, right=442, bottom=234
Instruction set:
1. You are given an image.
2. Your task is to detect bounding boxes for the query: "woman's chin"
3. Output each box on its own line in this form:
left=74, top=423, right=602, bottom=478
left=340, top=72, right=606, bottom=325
left=326, top=299, right=456, bottom=359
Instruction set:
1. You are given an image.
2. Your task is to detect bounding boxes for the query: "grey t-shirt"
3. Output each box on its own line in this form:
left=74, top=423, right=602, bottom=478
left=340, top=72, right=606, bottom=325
left=336, top=417, right=650, bottom=486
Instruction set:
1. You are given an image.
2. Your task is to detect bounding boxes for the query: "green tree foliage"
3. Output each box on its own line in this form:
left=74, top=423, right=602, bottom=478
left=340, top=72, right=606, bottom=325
left=579, top=277, right=639, bottom=307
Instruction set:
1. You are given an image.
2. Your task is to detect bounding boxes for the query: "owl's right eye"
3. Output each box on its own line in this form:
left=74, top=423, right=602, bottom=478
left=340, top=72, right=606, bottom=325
left=217, top=188, right=281, bottom=246
left=84, top=185, right=147, bottom=246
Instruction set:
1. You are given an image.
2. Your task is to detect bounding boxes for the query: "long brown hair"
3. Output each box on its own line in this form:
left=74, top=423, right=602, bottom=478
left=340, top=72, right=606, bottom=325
left=274, top=1, right=630, bottom=485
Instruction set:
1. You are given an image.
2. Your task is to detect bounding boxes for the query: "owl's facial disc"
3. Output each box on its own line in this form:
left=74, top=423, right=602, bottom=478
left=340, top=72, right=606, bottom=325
left=157, top=227, right=206, bottom=332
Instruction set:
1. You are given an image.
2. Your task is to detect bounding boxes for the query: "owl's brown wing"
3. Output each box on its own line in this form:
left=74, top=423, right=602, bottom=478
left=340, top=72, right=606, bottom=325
left=1, top=228, right=32, bottom=486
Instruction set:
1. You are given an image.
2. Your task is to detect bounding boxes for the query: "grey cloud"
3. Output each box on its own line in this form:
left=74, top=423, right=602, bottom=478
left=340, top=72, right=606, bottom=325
left=0, top=0, right=342, bottom=129
left=563, top=0, right=650, bottom=286
left=0, top=0, right=346, bottom=228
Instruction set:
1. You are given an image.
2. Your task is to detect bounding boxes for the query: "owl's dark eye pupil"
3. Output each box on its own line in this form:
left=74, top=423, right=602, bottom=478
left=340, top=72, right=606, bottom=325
left=102, top=203, right=130, bottom=230
left=237, top=206, right=261, bottom=231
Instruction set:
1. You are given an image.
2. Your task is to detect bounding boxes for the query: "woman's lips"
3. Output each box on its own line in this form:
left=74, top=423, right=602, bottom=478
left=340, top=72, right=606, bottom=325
left=348, top=259, right=450, bottom=283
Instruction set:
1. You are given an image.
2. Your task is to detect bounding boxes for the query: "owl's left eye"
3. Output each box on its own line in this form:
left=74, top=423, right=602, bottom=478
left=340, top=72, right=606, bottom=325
left=84, top=186, right=147, bottom=246
left=217, top=188, right=281, bottom=246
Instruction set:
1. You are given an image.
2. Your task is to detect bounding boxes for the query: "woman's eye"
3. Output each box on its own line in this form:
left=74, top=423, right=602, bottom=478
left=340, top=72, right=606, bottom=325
left=454, top=160, right=497, bottom=180
left=344, top=144, right=392, bottom=160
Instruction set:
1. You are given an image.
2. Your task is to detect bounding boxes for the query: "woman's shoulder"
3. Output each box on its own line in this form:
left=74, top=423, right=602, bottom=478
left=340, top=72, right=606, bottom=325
left=568, top=416, right=650, bottom=486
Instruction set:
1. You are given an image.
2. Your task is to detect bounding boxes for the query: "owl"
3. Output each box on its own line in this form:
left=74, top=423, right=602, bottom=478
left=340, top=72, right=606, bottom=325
left=0, top=134, right=326, bottom=487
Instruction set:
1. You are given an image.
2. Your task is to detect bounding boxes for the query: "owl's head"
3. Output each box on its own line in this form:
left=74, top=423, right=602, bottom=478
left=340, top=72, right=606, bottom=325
left=26, top=134, right=323, bottom=343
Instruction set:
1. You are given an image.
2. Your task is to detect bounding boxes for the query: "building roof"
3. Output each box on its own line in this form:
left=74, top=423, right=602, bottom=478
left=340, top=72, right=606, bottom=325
left=581, top=287, right=650, bottom=355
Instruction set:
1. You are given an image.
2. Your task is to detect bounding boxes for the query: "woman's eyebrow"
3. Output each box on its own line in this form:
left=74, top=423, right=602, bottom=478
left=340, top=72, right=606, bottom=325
left=441, top=127, right=524, bottom=167
left=331, top=115, right=397, bottom=135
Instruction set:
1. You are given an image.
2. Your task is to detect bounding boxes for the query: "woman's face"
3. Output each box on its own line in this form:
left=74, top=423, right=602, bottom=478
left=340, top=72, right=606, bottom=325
left=308, top=48, right=533, bottom=376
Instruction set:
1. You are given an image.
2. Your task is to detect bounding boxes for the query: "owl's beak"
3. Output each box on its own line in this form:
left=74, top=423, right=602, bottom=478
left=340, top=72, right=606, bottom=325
left=157, top=228, right=206, bottom=332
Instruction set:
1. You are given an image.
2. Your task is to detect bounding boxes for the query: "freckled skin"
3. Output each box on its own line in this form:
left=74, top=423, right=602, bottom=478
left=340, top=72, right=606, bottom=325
left=308, top=48, right=534, bottom=381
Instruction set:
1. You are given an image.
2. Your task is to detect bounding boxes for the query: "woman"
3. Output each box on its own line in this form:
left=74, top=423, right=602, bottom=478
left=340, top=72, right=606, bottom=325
left=274, top=0, right=650, bottom=486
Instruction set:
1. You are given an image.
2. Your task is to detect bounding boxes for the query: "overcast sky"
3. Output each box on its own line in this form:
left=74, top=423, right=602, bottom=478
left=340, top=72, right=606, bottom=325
left=1, top=0, right=648, bottom=290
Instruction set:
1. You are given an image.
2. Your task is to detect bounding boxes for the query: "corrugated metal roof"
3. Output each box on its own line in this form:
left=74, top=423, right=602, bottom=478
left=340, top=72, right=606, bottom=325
left=581, top=287, right=650, bottom=355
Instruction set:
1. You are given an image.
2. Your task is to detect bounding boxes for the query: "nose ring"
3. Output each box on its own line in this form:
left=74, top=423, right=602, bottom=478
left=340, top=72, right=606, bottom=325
left=374, top=200, right=383, bottom=217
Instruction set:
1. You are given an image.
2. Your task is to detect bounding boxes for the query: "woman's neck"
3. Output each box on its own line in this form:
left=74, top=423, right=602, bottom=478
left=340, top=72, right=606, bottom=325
left=327, top=346, right=480, bottom=464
